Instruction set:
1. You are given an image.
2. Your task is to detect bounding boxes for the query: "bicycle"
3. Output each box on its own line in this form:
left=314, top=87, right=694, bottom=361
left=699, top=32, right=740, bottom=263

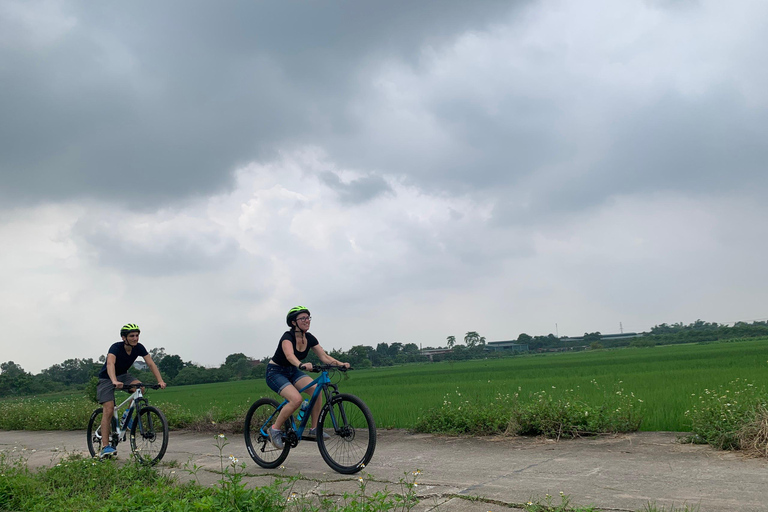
left=86, top=383, right=169, bottom=465
left=244, top=365, right=376, bottom=474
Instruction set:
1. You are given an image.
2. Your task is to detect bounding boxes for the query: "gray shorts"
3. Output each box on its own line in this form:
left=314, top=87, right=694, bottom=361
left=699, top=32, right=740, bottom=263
left=96, top=374, right=139, bottom=404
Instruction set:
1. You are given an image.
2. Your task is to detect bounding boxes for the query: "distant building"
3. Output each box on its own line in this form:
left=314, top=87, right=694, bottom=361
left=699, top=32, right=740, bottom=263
left=419, top=348, right=454, bottom=361
left=559, top=332, right=643, bottom=343
left=133, top=360, right=148, bottom=371
left=484, top=340, right=529, bottom=353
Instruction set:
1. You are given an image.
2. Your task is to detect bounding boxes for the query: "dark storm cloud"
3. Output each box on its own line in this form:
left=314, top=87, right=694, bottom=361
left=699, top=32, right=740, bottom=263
left=0, top=0, right=522, bottom=209
left=489, top=86, right=768, bottom=225
left=319, top=171, right=393, bottom=204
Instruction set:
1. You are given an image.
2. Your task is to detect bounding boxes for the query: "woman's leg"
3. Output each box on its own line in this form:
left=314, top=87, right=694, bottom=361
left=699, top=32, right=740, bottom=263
left=291, top=375, right=321, bottom=429
left=273, top=383, right=303, bottom=430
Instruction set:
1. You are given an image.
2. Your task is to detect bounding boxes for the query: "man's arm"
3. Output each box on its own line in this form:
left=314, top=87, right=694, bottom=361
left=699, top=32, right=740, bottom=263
left=106, top=354, right=123, bottom=389
left=143, top=354, right=167, bottom=389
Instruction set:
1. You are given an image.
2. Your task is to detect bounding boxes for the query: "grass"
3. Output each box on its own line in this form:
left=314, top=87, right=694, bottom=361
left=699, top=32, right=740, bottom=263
left=0, top=450, right=420, bottom=512
left=1, top=338, right=767, bottom=439
left=0, top=446, right=704, bottom=512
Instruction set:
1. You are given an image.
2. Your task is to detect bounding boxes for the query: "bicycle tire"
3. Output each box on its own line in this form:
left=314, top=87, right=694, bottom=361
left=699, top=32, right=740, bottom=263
left=86, top=408, right=117, bottom=457
left=317, top=393, right=376, bottom=474
left=244, top=397, right=290, bottom=468
left=130, top=405, right=169, bottom=465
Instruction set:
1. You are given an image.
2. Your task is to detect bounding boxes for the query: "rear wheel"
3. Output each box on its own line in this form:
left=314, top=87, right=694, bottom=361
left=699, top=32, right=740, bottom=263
left=317, top=394, right=376, bottom=474
left=130, top=405, right=169, bottom=465
left=244, top=397, right=290, bottom=468
left=87, top=408, right=117, bottom=457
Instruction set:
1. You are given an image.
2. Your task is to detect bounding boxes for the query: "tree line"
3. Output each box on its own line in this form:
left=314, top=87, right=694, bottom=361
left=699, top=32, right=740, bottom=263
left=2, top=320, right=767, bottom=397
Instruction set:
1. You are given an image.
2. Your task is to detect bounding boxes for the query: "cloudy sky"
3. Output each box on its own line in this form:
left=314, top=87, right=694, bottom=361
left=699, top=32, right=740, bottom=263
left=2, top=0, right=767, bottom=374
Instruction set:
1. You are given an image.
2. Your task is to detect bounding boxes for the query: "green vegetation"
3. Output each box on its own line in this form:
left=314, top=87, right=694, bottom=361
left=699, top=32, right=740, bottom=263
left=4, top=319, right=768, bottom=399
left=684, top=378, right=768, bottom=453
left=413, top=381, right=642, bottom=438
left=0, top=448, right=703, bottom=512
left=2, top=339, right=767, bottom=452
left=0, top=443, right=421, bottom=512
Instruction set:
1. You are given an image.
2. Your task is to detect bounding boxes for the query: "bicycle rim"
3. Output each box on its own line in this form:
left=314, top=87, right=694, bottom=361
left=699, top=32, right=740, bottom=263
left=244, top=397, right=290, bottom=468
left=317, top=393, right=376, bottom=474
left=86, top=408, right=104, bottom=457
left=130, top=405, right=169, bottom=465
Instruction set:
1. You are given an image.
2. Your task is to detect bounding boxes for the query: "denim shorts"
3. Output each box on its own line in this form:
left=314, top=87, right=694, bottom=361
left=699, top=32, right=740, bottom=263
left=265, top=364, right=308, bottom=394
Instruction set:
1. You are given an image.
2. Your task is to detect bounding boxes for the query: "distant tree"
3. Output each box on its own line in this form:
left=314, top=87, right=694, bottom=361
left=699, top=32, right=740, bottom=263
left=402, top=343, right=420, bottom=355
left=0, top=361, right=39, bottom=396
left=346, top=345, right=373, bottom=368
left=464, top=331, right=481, bottom=348
left=150, top=347, right=167, bottom=363
left=583, top=332, right=602, bottom=343
left=41, top=358, right=97, bottom=386
left=590, top=341, right=604, bottom=350
left=517, top=333, right=532, bottom=344
left=446, top=336, right=456, bottom=348
left=229, top=358, right=254, bottom=380
left=224, top=353, right=248, bottom=366
left=1, top=361, right=27, bottom=379
left=158, top=354, right=184, bottom=380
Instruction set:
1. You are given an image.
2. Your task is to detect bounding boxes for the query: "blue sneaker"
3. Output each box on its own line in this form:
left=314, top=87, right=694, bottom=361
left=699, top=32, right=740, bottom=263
left=99, top=446, right=117, bottom=459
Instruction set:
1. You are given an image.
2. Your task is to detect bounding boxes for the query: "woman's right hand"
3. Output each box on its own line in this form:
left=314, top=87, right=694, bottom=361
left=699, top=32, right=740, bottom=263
left=300, top=362, right=314, bottom=372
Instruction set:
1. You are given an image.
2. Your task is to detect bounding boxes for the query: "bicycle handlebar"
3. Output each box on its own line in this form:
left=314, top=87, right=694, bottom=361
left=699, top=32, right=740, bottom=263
left=117, top=382, right=163, bottom=392
left=301, top=364, right=353, bottom=373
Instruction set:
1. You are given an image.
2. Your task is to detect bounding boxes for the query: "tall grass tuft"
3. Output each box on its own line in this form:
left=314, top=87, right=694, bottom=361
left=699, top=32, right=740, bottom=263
left=414, top=380, right=644, bottom=438
left=738, top=405, right=768, bottom=457
left=684, top=379, right=768, bottom=450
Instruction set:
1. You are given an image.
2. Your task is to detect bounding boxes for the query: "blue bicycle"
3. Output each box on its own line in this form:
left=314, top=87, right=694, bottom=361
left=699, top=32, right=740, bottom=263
left=244, top=365, right=376, bottom=474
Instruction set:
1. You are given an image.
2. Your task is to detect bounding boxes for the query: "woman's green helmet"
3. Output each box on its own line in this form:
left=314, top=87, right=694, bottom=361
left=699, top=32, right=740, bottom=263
left=286, top=306, right=310, bottom=327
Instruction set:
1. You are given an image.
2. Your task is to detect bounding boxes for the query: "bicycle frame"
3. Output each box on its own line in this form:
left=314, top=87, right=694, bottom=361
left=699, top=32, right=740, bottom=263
left=261, top=369, right=339, bottom=442
left=106, top=386, right=156, bottom=443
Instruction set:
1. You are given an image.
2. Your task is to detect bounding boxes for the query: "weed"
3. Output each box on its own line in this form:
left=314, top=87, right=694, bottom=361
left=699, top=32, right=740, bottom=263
left=684, top=379, right=768, bottom=450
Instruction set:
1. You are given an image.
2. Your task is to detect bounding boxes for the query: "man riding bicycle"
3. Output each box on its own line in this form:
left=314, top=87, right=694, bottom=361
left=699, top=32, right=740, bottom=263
left=95, top=323, right=166, bottom=458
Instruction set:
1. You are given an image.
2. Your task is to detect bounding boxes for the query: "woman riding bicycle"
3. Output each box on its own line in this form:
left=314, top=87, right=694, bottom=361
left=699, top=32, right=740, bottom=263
left=265, top=306, right=349, bottom=449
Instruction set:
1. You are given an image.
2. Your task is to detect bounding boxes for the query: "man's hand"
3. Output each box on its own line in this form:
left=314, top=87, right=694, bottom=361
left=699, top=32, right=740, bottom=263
left=159, top=381, right=167, bottom=389
left=113, top=381, right=124, bottom=389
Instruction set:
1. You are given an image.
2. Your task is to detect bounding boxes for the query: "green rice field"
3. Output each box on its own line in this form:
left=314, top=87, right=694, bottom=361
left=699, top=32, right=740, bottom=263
left=152, top=338, right=768, bottom=432
left=2, top=338, right=767, bottom=432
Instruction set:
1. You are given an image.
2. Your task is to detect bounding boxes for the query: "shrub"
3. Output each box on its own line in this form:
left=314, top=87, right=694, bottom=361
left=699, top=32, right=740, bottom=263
left=413, top=381, right=644, bottom=438
left=685, top=379, right=768, bottom=451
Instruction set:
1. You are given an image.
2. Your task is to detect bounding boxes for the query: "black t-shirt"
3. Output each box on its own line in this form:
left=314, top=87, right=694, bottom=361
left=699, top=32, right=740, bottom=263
left=271, top=331, right=319, bottom=367
left=98, top=342, right=149, bottom=379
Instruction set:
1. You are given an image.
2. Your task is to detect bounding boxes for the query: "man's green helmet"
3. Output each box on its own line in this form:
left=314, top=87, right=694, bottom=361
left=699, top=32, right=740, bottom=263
left=286, top=306, right=310, bottom=327
left=120, top=323, right=141, bottom=337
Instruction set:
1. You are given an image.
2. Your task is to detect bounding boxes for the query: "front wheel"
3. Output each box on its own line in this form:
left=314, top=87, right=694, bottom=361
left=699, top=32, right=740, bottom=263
left=130, top=405, right=169, bottom=465
left=244, top=397, right=291, bottom=468
left=87, top=408, right=117, bottom=457
left=317, top=393, right=376, bottom=474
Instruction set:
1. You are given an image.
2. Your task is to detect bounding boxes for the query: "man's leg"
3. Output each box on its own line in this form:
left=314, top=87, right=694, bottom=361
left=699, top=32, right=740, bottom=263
left=101, top=400, right=114, bottom=448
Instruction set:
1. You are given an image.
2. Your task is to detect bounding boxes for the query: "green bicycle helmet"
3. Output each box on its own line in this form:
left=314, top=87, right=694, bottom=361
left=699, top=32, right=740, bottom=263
left=286, top=306, right=310, bottom=327
left=120, top=323, right=141, bottom=337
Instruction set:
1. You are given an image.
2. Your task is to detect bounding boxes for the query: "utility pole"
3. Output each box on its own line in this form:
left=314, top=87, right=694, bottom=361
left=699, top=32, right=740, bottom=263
left=620, top=322, right=624, bottom=334
left=556, top=323, right=559, bottom=337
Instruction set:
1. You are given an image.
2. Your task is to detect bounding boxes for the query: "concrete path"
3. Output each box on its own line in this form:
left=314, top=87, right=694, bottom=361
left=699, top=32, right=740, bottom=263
left=1, top=429, right=766, bottom=512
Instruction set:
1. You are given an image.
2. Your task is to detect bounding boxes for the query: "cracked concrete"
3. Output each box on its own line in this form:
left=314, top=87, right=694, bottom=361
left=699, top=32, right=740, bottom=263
left=1, top=429, right=766, bottom=511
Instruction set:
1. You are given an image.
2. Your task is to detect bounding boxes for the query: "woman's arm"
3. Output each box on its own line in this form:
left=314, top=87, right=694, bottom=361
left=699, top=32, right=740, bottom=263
left=312, top=345, right=350, bottom=368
